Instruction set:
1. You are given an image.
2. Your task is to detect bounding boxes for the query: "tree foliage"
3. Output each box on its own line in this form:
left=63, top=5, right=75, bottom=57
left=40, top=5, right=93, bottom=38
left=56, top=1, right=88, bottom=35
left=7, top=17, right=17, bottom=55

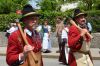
left=0, top=0, right=28, bottom=14
left=37, top=0, right=100, bottom=32
left=38, top=0, right=59, bottom=11
left=0, top=0, right=28, bottom=31
left=0, top=0, right=99, bottom=32
left=0, top=13, right=20, bottom=31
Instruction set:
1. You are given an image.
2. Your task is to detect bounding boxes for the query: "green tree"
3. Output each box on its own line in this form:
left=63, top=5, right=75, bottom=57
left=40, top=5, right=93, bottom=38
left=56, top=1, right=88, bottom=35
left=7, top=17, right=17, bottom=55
left=38, top=0, right=58, bottom=11
left=0, top=0, right=28, bottom=14
left=92, top=0, right=100, bottom=10
left=66, top=0, right=100, bottom=10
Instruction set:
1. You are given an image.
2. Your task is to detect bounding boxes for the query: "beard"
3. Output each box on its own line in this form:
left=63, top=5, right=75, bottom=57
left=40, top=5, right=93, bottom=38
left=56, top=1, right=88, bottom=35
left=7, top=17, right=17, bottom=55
left=32, top=23, right=37, bottom=30
left=80, top=20, right=87, bottom=28
left=26, top=22, right=37, bottom=31
left=79, top=23, right=87, bottom=29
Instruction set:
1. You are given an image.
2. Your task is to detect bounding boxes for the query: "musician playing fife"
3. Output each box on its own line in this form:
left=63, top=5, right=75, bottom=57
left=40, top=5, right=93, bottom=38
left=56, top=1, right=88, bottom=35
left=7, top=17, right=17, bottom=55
left=68, top=9, right=94, bottom=66
left=6, top=4, right=43, bottom=66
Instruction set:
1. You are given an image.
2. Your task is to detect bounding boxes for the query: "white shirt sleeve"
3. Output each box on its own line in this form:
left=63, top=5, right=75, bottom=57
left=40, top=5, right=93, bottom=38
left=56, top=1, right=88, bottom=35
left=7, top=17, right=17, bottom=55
left=61, top=29, right=68, bottom=39
left=7, top=27, right=18, bottom=34
left=87, top=22, right=92, bottom=31
left=36, top=25, right=42, bottom=32
left=19, top=54, right=24, bottom=64
left=48, top=25, right=51, bottom=32
left=61, top=27, right=69, bottom=39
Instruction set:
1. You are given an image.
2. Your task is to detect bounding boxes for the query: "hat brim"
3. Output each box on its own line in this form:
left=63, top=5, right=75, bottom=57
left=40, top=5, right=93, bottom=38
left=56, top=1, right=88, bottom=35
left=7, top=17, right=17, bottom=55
left=20, top=12, right=41, bottom=22
left=73, top=13, right=87, bottom=19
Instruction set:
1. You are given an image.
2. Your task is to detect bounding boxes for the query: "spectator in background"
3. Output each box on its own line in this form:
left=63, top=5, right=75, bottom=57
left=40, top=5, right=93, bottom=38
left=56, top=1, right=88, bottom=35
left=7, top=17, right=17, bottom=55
left=59, top=18, right=70, bottom=65
left=55, top=16, right=64, bottom=53
left=5, top=23, right=18, bottom=38
left=36, top=21, right=43, bottom=41
left=86, top=22, right=92, bottom=34
left=42, top=19, right=51, bottom=53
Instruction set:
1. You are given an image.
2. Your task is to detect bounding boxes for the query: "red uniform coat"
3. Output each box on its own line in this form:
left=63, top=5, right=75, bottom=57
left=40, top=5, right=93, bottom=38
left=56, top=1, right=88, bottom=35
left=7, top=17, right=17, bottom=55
left=6, top=30, right=42, bottom=66
left=68, top=25, right=83, bottom=66
left=68, top=25, right=91, bottom=66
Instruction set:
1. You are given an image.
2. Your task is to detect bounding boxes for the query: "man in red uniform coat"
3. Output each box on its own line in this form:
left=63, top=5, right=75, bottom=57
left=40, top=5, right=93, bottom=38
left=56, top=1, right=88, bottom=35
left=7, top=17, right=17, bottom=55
left=6, top=4, right=43, bottom=66
left=68, top=9, right=93, bottom=66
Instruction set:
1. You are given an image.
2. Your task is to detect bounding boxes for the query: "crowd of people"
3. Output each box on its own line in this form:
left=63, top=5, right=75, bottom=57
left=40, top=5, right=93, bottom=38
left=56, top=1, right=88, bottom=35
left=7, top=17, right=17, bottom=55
left=6, top=4, right=93, bottom=66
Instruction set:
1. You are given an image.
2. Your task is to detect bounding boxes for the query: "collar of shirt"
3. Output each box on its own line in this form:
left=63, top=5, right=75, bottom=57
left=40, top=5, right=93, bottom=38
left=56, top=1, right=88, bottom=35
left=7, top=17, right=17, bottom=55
left=24, top=28, right=32, bottom=36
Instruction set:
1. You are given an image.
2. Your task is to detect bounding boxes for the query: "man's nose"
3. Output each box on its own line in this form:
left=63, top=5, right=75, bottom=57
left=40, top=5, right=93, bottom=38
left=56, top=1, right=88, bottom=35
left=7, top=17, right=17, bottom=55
left=81, top=18, right=86, bottom=22
left=34, top=20, right=37, bottom=23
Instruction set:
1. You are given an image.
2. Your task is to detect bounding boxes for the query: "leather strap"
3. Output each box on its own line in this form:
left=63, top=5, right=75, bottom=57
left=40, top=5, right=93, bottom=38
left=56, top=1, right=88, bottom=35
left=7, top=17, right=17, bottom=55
left=70, top=49, right=89, bottom=55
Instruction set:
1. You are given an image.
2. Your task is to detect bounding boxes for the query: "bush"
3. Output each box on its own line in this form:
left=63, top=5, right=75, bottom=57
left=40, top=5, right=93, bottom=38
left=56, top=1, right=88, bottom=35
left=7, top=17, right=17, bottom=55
left=86, top=10, right=100, bottom=32
left=0, top=10, right=99, bottom=32
left=38, top=10, right=73, bottom=31
left=0, top=13, right=20, bottom=31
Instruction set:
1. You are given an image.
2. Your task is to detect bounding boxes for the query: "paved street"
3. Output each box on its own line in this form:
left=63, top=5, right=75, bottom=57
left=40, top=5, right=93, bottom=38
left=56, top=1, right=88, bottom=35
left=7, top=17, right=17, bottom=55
left=0, top=56, right=100, bottom=66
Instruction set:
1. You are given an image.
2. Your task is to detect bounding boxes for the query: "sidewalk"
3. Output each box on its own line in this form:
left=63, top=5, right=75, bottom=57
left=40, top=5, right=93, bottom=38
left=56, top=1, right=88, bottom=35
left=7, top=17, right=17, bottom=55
left=0, top=47, right=100, bottom=60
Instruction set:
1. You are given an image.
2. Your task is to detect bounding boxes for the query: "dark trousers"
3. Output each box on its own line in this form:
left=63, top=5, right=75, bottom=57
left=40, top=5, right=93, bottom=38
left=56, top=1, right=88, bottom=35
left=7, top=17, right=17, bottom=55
left=59, top=41, right=67, bottom=65
left=58, top=36, right=62, bottom=52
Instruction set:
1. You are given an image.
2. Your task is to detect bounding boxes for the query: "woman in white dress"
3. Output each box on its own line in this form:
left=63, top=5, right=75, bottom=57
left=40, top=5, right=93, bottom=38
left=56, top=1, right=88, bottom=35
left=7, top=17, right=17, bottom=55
left=42, top=19, right=51, bottom=53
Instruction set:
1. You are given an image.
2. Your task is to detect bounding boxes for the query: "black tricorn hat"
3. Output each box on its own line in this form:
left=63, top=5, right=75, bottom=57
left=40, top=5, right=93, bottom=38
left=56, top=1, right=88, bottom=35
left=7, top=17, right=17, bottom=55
left=20, top=4, right=41, bottom=21
left=73, top=8, right=87, bottom=19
